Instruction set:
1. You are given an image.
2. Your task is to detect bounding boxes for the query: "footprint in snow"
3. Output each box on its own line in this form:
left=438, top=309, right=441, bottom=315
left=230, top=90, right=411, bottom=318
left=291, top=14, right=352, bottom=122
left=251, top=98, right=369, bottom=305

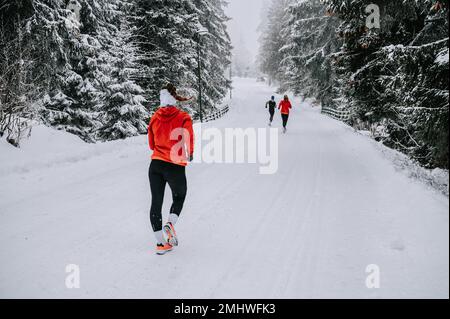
left=390, top=239, right=406, bottom=252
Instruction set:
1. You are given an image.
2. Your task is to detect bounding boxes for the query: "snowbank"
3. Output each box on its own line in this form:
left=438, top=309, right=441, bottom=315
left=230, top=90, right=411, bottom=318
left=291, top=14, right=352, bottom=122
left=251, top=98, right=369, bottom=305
left=318, top=104, right=448, bottom=197
left=0, top=125, right=147, bottom=177
left=351, top=131, right=449, bottom=197
left=376, top=141, right=449, bottom=197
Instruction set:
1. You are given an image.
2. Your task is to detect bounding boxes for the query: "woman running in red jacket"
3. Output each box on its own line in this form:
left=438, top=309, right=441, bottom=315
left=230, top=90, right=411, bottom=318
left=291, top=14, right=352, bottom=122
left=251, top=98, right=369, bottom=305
left=279, top=95, right=292, bottom=133
left=148, top=84, right=194, bottom=255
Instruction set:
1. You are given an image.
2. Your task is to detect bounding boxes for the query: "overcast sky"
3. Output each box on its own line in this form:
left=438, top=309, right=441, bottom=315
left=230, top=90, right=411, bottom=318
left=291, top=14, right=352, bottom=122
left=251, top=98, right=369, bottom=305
left=225, top=0, right=268, bottom=63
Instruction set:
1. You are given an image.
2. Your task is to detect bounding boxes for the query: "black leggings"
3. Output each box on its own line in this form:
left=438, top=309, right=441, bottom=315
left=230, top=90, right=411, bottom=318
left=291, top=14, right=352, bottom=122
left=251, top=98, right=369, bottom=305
left=149, top=160, right=187, bottom=232
left=282, top=114, right=289, bottom=128
left=269, top=109, right=275, bottom=122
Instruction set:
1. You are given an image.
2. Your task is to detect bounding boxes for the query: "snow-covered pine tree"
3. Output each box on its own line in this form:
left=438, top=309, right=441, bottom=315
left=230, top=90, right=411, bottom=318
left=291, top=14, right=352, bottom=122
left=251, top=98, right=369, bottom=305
left=0, top=0, right=74, bottom=146
left=97, top=14, right=148, bottom=140
left=134, top=0, right=231, bottom=117
left=0, top=4, right=37, bottom=146
left=375, top=1, right=449, bottom=169
left=279, top=0, right=342, bottom=106
left=258, top=0, right=292, bottom=86
left=133, top=0, right=199, bottom=112
left=193, top=0, right=232, bottom=112
left=34, top=0, right=104, bottom=142
left=232, top=36, right=254, bottom=78
left=41, top=0, right=148, bottom=142
left=325, top=0, right=449, bottom=168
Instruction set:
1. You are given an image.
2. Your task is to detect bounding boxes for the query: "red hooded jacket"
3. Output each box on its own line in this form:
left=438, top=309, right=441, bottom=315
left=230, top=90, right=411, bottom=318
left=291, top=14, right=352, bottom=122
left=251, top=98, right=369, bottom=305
left=148, top=106, right=194, bottom=167
left=279, top=100, right=292, bottom=115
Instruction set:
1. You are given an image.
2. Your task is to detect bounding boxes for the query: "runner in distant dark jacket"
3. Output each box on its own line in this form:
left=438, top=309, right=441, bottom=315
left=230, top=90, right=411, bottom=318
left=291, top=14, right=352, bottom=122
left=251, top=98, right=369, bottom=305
left=265, top=96, right=277, bottom=126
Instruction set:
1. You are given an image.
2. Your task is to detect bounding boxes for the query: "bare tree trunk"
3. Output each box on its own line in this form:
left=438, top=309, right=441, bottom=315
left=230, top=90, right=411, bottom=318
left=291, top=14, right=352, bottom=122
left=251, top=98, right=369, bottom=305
left=0, top=15, right=37, bottom=147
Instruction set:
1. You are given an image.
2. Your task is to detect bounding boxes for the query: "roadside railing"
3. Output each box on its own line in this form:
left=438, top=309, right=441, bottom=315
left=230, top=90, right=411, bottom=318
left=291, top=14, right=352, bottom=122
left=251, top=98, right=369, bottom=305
left=321, top=107, right=351, bottom=122
left=202, top=105, right=230, bottom=123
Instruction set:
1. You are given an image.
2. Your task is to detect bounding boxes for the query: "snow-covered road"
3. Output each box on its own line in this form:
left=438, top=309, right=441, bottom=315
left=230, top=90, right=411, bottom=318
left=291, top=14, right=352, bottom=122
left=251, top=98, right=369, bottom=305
left=0, top=78, right=448, bottom=299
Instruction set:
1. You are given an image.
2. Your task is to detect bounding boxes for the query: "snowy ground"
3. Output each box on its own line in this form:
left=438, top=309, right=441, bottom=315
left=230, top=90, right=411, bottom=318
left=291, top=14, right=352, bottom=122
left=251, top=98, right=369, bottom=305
left=0, top=78, right=448, bottom=299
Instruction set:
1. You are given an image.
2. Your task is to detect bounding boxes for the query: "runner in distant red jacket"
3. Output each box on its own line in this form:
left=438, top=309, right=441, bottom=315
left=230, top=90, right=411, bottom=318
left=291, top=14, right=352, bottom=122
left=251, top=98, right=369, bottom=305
left=148, top=84, right=194, bottom=255
left=279, top=95, right=292, bottom=133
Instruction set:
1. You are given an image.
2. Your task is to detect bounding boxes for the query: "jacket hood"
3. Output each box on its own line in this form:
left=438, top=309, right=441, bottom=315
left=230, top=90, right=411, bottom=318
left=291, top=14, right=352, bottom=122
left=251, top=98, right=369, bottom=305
left=160, top=89, right=177, bottom=107
left=153, top=106, right=183, bottom=122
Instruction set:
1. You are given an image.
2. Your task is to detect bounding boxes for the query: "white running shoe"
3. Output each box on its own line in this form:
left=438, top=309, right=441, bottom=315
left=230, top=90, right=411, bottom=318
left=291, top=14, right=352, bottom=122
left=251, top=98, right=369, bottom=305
left=164, top=222, right=179, bottom=247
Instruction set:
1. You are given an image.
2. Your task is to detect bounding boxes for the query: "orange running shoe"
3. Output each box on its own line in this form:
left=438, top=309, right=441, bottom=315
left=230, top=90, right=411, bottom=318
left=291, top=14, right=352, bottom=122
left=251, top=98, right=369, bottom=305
left=156, top=243, right=173, bottom=255
left=164, top=222, right=178, bottom=247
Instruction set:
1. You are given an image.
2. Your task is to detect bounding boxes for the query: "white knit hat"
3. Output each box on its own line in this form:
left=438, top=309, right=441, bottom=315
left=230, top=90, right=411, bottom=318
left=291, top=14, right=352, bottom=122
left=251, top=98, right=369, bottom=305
left=160, top=89, right=177, bottom=107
